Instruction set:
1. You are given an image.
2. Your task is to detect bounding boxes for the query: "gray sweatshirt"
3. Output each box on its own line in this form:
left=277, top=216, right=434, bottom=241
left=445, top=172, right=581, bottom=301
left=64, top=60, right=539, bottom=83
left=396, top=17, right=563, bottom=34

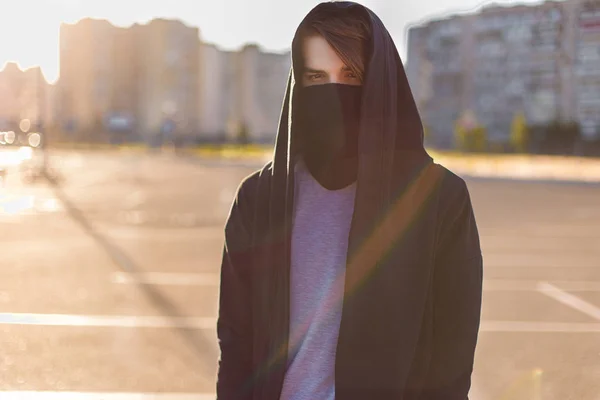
left=279, top=160, right=357, bottom=400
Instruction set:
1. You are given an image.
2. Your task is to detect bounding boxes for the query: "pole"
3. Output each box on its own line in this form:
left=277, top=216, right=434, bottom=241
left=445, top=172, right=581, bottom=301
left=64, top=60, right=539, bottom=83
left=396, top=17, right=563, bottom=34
left=38, top=68, right=48, bottom=178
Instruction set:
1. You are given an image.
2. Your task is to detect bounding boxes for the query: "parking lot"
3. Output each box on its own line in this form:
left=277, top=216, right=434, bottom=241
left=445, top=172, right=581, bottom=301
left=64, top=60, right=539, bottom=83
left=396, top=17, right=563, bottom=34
left=1, top=148, right=599, bottom=399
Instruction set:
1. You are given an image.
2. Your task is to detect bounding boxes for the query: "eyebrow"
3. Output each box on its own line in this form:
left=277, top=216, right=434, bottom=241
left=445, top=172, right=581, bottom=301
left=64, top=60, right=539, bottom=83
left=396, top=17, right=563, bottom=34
left=304, top=67, right=325, bottom=74
left=304, top=66, right=353, bottom=74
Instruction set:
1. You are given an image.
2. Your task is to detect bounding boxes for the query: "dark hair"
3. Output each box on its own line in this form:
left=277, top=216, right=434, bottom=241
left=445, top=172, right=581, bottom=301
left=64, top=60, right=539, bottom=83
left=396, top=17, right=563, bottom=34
left=293, top=5, right=372, bottom=82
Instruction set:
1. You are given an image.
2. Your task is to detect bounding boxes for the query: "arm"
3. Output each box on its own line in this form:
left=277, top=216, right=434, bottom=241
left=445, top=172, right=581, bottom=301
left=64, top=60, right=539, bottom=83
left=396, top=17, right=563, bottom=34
left=216, top=180, right=255, bottom=400
left=423, top=177, right=483, bottom=400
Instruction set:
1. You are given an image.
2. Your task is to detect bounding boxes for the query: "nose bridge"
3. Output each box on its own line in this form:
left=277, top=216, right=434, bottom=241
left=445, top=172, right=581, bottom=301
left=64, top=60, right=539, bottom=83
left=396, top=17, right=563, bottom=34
left=329, top=70, right=343, bottom=84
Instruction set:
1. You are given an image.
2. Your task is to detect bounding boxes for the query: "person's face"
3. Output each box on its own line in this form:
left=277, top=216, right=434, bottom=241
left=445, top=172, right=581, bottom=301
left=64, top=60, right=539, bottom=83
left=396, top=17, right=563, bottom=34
left=301, top=35, right=361, bottom=87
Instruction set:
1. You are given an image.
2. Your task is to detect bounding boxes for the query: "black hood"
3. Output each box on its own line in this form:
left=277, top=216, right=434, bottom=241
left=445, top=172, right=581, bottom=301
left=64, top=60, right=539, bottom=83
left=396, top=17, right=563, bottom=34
left=272, top=1, right=431, bottom=215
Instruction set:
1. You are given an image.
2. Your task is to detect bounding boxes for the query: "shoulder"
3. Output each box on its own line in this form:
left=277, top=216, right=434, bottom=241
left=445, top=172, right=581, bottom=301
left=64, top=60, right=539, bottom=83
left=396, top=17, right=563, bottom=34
left=235, top=161, right=273, bottom=208
left=431, top=163, right=473, bottom=225
left=435, top=163, right=470, bottom=206
left=431, top=163, right=481, bottom=261
left=226, top=161, right=273, bottom=233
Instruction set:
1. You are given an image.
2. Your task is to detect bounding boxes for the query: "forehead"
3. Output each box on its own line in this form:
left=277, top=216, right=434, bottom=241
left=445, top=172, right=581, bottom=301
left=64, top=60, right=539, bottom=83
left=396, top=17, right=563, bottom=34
left=302, top=35, right=345, bottom=70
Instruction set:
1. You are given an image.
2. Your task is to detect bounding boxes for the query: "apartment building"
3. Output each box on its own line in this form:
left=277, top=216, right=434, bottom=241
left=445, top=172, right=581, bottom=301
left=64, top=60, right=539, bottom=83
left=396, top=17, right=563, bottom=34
left=57, top=17, right=291, bottom=144
left=58, top=18, right=200, bottom=142
left=574, top=1, right=600, bottom=139
left=197, top=43, right=237, bottom=142
left=233, top=44, right=291, bottom=143
left=58, top=18, right=117, bottom=139
left=197, top=43, right=290, bottom=143
left=0, top=62, right=50, bottom=131
left=406, top=0, right=599, bottom=148
left=131, top=19, right=200, bottom=142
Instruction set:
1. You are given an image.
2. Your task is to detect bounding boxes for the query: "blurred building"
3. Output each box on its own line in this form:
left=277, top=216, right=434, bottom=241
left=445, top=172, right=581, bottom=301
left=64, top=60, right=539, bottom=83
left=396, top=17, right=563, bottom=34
left=406, top=0, right=600, bottom=148
left=573, top=1, right=600, bottom=139
left=197, top=43, right=290, bottom=144
left=198, top=43, right=236, bottom=142
left=59, top=18, right=199, bottom=143
left=58, top=19, right=117, bottom=140
left=58, top=17, right=290, bottom=145
left=233, top=45, right=291, bottom=143
left=131, top=19, right=200, bottom=144
left=0, top=62, right=51, bottom=132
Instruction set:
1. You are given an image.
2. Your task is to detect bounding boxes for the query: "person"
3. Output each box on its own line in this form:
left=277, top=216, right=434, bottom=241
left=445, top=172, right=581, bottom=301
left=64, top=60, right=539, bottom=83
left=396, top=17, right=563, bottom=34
left=216, top=2, right=483, bottom=399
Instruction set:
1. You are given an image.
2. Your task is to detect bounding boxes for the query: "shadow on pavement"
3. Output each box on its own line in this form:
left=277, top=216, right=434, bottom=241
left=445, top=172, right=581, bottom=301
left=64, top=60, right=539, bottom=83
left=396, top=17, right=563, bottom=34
left=43, top=169, right=219, bottom=377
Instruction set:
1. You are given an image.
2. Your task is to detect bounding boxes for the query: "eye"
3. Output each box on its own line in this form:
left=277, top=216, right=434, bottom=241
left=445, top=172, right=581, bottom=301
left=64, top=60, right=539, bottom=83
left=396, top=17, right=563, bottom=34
left=345, top=71, right=359, bottom=79
left=308, top=73, right=324, bottom=81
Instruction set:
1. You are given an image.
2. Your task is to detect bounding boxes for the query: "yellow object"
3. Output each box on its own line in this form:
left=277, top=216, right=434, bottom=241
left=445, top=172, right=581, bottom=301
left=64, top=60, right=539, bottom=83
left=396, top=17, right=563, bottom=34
left=510, top=112, right=528, bottom=153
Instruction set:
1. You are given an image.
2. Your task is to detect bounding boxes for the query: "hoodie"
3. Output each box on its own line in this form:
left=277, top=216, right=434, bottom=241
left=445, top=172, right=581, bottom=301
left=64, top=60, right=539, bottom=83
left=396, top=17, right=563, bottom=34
left=216, top=2, right=483, bottom=399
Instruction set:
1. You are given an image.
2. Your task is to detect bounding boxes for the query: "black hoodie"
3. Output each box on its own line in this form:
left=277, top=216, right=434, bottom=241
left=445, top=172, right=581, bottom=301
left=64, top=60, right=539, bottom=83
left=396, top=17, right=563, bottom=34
left=216, top=2, right=482, bottom=399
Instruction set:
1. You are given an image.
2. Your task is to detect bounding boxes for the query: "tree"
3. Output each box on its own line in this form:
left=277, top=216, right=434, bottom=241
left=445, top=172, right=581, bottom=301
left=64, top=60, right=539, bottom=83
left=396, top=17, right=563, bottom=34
left=454, top=121, right=468, bottom=151
left=510, top=112, right=528, bottom=153
left=472, top=126, right=487, bottom=152
left=238, top=121, right=250, bottom=145
left=454, top=118, right=487, bottom=152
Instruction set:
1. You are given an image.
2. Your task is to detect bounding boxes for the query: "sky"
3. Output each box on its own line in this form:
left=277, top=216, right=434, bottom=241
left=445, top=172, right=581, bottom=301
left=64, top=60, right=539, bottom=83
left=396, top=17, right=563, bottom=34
left=0, top=0, right=545, bottom=83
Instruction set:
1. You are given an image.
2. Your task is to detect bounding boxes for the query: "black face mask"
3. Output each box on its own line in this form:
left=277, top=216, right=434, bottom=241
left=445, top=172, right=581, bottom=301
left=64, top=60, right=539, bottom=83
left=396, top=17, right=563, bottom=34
left=295, top=83, right=362, bottom=190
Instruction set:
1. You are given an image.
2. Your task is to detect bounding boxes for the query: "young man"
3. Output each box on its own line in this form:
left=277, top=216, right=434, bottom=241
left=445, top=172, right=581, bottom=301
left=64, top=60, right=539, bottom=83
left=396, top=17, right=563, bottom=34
left=217, top=2, right=483, bottom=399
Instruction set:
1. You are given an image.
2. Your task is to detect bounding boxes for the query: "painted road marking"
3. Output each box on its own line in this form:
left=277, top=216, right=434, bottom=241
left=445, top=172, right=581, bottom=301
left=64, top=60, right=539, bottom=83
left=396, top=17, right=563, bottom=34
left=485, top=280, right=600, bottom=292
left=114, top=275, right=600, bottom=290
left=537, top=282, right=600, bottom=321
left=0, top=313, right=215, bottom=329
left=480, top=321, right=600, bottom=332
left=113, top=275, right=600, bottom=291
left=0, top=392, right=215, bottom=400
left=2, top=311, right=600, bottom=333
left=112, top=271, right=219, bottom=286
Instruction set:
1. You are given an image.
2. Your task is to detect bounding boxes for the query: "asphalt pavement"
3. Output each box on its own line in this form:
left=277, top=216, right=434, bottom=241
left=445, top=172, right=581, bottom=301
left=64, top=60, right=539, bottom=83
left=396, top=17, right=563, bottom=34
left=1, top=147, right=599, bottom=400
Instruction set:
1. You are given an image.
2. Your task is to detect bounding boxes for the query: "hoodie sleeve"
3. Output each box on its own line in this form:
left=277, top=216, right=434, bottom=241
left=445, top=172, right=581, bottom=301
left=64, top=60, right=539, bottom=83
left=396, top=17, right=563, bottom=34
left=423, top=175, right=483, bottom=400
left=216, top=175, right=257, bottom=400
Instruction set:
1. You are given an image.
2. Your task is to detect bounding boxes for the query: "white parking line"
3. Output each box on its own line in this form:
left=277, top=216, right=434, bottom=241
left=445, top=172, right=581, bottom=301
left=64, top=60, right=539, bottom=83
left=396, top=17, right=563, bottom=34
left=537, top=282, right=600, bottom=321
left=0, top=313, right=215, bottom=329
left=113, top=275, right=600, bottom=291
left=2, top=310, right=600, bottom=334
left=3, top=311, right=600, bottom=333
left=485, top=280, right=600, bottom=292
left=112, top=272, right=219, bottom=286
left=480, top=321, right=600, bottom=332
left=0, top=392, right=214, bottom=399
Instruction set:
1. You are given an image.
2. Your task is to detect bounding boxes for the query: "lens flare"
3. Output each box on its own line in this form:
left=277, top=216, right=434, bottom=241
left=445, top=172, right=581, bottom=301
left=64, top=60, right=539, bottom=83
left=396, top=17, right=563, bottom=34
left=5, top=131, right=15, bottom=145
left=20, top=119, right=31, bottom=133
left=28, top=132, right=42, bottom=148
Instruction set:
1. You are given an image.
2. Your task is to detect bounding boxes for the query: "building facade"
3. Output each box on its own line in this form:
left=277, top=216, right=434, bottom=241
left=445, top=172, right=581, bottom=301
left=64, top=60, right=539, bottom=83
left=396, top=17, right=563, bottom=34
left=407, top=0, right=600, bottom=148
left=197, top=43, right=237, bottom=142
left=233, top=44, right=291, bottom=143
left=57, top=18, right=290, bottom=145
left=58, top=18, right=200, bottom=143
left=0, top=62, right=51, bottom=132
left=574, top=0, right=600, bottom=139
left=58, top=18, right=117, bottom=140
left=131, top=19, right=200, bottom=143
